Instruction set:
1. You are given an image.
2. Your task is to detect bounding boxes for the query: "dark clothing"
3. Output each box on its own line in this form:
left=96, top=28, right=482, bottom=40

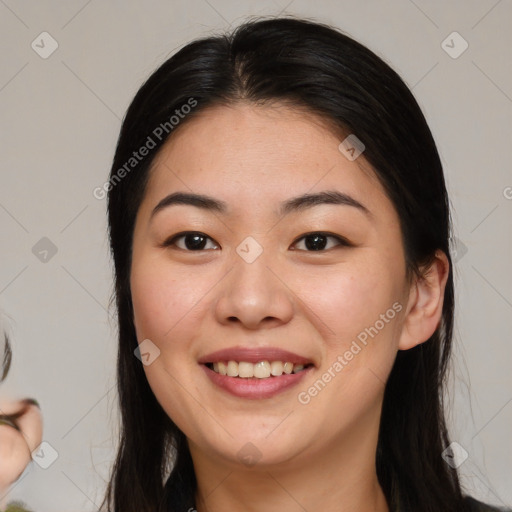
left=464, top=496, right=512, bottom=511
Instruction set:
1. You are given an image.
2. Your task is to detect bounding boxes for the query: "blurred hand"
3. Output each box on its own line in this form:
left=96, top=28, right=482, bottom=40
left=0, top=399, right=42, bottom=505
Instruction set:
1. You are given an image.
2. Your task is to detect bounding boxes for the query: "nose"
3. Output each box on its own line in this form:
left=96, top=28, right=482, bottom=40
left=214, top=251, right=294, bottom=330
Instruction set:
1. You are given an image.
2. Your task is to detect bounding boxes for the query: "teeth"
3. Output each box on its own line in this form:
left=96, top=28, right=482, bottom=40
left=254, top=361, right=271, bottom=378
left=270, top=361, right=283, bottom=376
left=227, top=361, right=238, bottom=377
left=209, top=360, right=309, bottom=378
left=238, top=361, right=254, bottom=378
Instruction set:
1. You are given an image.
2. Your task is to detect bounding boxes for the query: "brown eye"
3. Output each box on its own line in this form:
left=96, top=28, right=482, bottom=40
left=164, top=231, right=219, bottom=251
left=291, top=232, right=350, bottom=251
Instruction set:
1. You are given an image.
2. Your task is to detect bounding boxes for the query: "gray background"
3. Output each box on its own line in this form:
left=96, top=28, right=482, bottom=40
left=0, top=1, right=511, bottom=510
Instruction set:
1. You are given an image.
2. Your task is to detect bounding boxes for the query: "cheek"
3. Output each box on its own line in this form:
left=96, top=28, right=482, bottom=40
left=131, top=261, right=196, bottom=341
left=295, top=258, right=402, bottom=348
left=296, top=266, right=402, bottom=433
left=130, top=261, right=209, bottom=429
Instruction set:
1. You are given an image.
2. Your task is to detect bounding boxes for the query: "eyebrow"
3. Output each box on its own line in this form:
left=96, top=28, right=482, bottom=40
left=150, top=190, right=372, bottom=220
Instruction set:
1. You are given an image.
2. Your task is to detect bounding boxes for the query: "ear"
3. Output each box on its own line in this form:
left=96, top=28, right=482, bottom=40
left=398, top=250, right=450, bottom=351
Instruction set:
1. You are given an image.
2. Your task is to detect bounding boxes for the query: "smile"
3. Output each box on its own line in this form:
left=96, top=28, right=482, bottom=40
left=205, top=360, right=312, bottom=378
left=198, top=346, right=315, bottom=399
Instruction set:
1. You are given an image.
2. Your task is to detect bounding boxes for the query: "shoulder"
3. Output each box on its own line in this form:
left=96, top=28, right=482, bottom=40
left=464, top=495, right=512, bottom=512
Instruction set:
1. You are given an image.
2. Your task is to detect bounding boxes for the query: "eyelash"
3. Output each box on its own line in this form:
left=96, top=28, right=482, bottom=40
left=162, top=231, right=352, bottom=252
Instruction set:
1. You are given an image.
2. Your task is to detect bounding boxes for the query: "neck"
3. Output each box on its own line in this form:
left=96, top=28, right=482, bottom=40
left=191, top=410, right=389, bottom=512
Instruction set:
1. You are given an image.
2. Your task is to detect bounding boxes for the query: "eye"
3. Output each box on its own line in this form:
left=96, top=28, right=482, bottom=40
left=163, top=231, right=219, bottom=251
left=291, top=232, right=351, bottom=252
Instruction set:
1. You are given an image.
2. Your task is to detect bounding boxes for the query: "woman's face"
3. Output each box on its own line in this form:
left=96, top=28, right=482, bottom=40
left=130, top=102, right=416, bottom=469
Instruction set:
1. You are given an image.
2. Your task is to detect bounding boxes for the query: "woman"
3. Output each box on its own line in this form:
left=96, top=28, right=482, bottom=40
left=101, top=16, right=510, bottom=512
left=0, top=320, right=42, bottom=512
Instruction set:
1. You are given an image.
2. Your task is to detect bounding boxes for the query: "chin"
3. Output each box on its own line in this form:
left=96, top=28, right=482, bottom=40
left=210, top=431, right=306, bottom=470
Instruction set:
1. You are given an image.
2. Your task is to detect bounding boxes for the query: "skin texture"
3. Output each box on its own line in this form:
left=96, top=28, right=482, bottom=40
left=130, top=102, right=449, bottom=512
left=0, top=399, right=42, bottom=508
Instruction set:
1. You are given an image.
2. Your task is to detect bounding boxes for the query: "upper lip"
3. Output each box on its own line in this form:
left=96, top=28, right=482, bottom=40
left=198, top=346, right=314, bottom=366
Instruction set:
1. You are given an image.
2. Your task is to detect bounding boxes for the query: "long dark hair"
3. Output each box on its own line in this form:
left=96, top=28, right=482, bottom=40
left=103, top=16, right=468, bottom=512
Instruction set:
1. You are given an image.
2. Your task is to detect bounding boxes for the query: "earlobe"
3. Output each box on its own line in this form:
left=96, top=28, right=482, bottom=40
left=398, top=250, right=450, bottom=351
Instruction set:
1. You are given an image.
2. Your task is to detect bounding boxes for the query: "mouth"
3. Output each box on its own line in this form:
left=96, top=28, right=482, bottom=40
left=198, top=347, right=315, bottom=399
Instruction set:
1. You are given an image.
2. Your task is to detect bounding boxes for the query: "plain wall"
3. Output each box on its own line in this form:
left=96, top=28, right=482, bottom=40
left=0, top=1, right=510, bottom=510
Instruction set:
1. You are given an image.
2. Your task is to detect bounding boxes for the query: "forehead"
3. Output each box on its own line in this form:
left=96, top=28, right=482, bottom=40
left=142, top=102, right=391, bottom=218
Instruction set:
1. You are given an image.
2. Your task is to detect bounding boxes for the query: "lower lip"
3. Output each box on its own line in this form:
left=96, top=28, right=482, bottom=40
left=201, top=364, right=313, bottom=399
